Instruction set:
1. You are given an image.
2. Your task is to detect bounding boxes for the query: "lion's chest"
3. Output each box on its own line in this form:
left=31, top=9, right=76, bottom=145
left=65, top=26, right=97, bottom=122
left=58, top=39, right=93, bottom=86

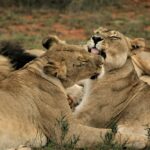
left=85, top=75, right=133, bottom=127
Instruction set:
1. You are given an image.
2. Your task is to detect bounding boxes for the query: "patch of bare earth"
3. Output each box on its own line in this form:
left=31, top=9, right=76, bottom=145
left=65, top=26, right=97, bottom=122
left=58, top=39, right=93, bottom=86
left=7, top=23, right=45, bottom=35
left=52, top=23, right=87, bottom=40
left=144, top=26, right=150, bottom=31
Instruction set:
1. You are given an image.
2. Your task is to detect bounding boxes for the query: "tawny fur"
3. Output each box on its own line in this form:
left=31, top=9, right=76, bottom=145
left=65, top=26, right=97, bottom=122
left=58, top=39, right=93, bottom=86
left=0, top=41, right=84, bottom=108
left=0, top=56, right=13, bottom=80
left=0, top=36, right=110, bottom=150
left=130, top=38, right=150, bottom=84
left=0, top=49, right=45, bottom=80
left=74, top=27, right=150, bottom=149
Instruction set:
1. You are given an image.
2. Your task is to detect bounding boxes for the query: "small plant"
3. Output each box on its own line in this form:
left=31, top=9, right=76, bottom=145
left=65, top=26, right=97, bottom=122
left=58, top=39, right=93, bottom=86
left=145, top=124, right=150, bottom=140
left=93, top=122, right=135, bottom=150
left=44, top=115, right=79, bottom=150
left=96, top=132, right=122, bottom=150
left=94, top=122, right=123, bottom=150
left=144, top=125, right=150, bottom=150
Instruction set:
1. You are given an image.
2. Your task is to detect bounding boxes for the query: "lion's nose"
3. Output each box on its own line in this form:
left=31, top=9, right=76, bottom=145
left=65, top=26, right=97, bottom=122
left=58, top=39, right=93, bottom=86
left=92, top=36, right=103, bottom=45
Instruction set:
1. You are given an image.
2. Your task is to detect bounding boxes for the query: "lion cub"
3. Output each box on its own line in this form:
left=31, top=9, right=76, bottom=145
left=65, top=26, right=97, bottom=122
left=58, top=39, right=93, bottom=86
left=0, top=35, right=110, bottom=150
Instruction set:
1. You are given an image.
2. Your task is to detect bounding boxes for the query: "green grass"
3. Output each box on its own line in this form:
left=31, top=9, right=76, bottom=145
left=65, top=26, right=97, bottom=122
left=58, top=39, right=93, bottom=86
left=0, top=1, right=149, bottom=48
left=35, top=116, right=141, bottom=150
left=34, top=118, right=150, bottom=149
left=35, top=115, right=79, bottom=150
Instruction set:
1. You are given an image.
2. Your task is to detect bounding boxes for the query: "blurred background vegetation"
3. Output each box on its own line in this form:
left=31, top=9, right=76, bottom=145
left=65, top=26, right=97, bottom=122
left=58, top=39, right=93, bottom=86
left=0, top=0, right=122, bottom=10
left=0, top=0, right=149, bottom=49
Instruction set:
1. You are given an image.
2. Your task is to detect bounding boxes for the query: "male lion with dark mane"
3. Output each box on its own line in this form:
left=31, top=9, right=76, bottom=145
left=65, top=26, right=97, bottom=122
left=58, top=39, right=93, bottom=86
left=0, top=41, right=46, bottom=80
left=74, top=27, right=150, bottom=149
left=0, top=35, right=112, bottom=150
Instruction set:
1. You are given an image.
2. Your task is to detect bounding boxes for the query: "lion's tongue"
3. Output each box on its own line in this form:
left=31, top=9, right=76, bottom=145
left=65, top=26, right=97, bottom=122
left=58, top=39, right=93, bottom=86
left=91, top=48, right=99, bottom=54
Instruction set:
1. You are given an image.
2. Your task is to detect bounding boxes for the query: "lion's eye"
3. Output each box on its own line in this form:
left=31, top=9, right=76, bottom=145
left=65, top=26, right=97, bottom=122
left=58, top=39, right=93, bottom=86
left=73, top=60, right=88, bottom=67
left=109, top=36, right=121, bottom=40
left=81, top=60, right=88, bottom=65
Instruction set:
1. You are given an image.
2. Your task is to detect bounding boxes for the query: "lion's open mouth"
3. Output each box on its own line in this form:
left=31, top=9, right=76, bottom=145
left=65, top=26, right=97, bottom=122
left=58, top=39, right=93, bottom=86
left=90, top=73, right=100, bottom=80
left=88, top=47, right=100, bottom=55
left=88, top=47, right=103, bottom=80
left=88, top=45, right=106, bottom=80
left=88, top=47, right=106, bottom=59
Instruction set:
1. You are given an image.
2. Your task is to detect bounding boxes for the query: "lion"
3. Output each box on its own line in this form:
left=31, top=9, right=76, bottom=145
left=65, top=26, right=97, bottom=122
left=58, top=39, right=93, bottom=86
left=130, top=38, right=150, bottom=85
left=0, top=35, right=111, bottom=150
left=0, top=40, right=84, bottom=109
left=0, top=55, right=13, bottom=80
left=74, top=27, right=150, bottom=149
left=0, top=41, right=47, bottom=80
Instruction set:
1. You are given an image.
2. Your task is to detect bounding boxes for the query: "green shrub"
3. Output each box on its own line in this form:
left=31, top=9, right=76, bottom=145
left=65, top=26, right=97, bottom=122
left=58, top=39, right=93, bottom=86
left=68, top=0, right=122, bottom=11
left=0, top=0, right=72, bottom=10
left=0, top=0, right=123, bottom=10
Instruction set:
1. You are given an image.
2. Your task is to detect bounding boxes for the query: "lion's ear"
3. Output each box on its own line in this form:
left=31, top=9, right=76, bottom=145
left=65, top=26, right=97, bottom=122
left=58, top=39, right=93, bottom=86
left=42, top=35, right=59, bottom=49
left=42, top=35, right=66, bottom=50
left=43, top=60, right=67, bottom=80
left=130, top=38, right=145, bottom=51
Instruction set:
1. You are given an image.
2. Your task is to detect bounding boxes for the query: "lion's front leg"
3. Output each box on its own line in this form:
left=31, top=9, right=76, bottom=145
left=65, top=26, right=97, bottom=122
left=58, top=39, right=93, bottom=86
left=115, top=125, right=148, bottom=149
left=7, top=145, right=31, bottom=150
left=66, top=123, right=112, bottom=148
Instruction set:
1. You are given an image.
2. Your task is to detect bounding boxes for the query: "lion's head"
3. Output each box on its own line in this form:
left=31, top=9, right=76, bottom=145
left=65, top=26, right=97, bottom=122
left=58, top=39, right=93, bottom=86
left=42, top=35, right=104, bottom=87
left=87, top=27, right=132, bottom=72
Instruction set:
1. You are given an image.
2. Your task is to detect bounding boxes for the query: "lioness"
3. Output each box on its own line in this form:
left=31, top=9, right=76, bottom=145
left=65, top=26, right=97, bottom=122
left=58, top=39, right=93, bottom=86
left=74, top=27, right=150, bottom=149
left=0, top=40, right=83, bottom=108
left=131, top=38, right=150, bottom=85
left=0, top=35, right=111, bottom=150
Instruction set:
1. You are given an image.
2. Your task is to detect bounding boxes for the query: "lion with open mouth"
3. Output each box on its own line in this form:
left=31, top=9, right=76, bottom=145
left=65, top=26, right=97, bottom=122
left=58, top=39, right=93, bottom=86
left=74, top=27, right=150, bottom=149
